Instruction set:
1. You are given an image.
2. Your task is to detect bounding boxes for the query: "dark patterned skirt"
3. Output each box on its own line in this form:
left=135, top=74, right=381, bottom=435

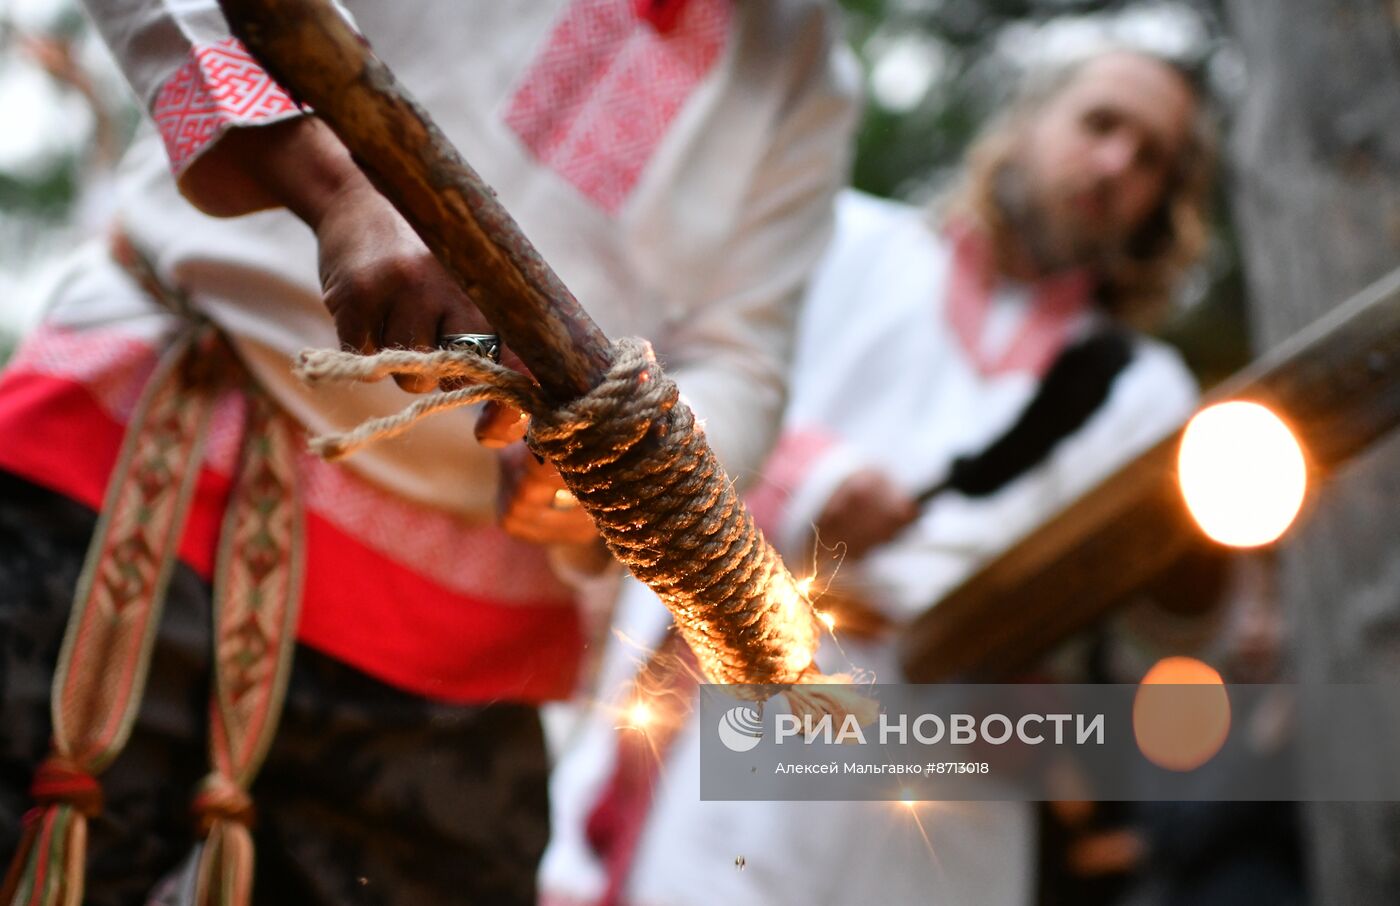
left=0, top=472, right=550, bottom=906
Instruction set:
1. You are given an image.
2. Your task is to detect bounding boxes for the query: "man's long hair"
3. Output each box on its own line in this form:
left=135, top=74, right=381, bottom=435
left=941, top=51, right=1217, bottom=328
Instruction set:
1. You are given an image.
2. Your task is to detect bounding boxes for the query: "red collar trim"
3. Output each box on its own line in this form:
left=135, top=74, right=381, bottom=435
left=943, top=221, right=1092, bottom=377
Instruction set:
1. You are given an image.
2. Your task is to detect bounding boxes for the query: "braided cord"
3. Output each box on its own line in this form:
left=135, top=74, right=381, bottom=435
left=297, top=338, right=823, bottom=687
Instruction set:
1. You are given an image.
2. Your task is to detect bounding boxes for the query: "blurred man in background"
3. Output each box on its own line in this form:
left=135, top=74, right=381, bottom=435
left=541, top=47, right=1215, bottom=906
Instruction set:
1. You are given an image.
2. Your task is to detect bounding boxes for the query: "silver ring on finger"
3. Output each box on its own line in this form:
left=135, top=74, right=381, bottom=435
left=441, top=332, right=501, bottom=363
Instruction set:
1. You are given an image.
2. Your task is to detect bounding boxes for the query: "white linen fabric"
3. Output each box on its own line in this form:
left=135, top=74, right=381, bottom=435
left=65, top=0, right=860, bottom=517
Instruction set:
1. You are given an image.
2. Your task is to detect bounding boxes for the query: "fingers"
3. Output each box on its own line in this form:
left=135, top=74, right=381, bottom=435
left=438, top=304, right=487, bottom=341
left=475, top=401, right=528, bottom=448
left=813, top=467, right=920, bottom=561
left=503, top=504, right=599, bottom=546
left=316, top=192, right=499, bottom=393
left=437, top=308, right=482, bottom=392
left=381, top=265, right=467, bottom=393
left=323, top=283, right=379, bottom=355
left=891, top=489, right=920, bottom=528
left=496, top=443, right=599, bottom=546
left=497, top=342, right=528, bottom=376
left=550, top=540, right=614, bottom=577
left=326, top=259, right=488, bottom=394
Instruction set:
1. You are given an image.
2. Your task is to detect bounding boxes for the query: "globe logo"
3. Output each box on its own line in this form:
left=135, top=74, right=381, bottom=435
left=717, top=705, right=764, bottom=753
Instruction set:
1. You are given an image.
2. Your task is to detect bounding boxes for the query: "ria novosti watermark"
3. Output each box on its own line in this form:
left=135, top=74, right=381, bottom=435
left=700, top=684, right=1400, bottom=802
left=772, top=710, right=1105, bottom=748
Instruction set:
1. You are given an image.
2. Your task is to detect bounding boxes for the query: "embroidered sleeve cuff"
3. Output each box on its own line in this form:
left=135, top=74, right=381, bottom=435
left=152, top=36, right=302, bottom=177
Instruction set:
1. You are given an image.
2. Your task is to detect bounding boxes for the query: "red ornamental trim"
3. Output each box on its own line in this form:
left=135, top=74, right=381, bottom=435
left=53, top=330, right=226, bottom=768
left=633, top=0, right=691, bottom=33
left=5, top=326, right=574, bottom=605
left=0, top=331, right=584, bottom=702
left=153, top=36, right=301, bottom=175
left=744, top=428, right=840, bottom=536
left=503, top=0, right=731, bottom=214
left=943, top=223, right=1092, bottom=378
left=14, top=805, right=65, bottom=904
left=209, top=389, right=304, bottom=778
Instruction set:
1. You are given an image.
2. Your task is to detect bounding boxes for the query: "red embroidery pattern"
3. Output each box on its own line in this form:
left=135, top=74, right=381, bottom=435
left=10, top=331, right=230, bottom=906
left=633, top=0, right=690, bottom=33
left=209, top=387, right=302, bottom=772
left=152, top=37, right=300, bottom=174
left=944, top=223, right=1092, bottom=378
left=8, top=324, right=156, bottom=418
left=9, top=324, right=246, bottom=472
left=504, top=0, right=730, bottom=214
left=298, top=450, right=571, bottom=603
left=11, top=326, right=571, bottom=604
left=58, top=331, right=228, bottom=764
left=744, top=429, right=839, bottom=537
left=0, top=327, right=582, bottom=702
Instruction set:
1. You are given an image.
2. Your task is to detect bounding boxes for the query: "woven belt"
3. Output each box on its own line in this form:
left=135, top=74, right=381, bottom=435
left=2, top=236, right=305, bottom=906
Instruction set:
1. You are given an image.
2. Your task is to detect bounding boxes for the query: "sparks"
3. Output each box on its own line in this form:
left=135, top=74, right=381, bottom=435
left=902, top=796, right=944, bottom=877
left=626, top=701, right=654, bottom=729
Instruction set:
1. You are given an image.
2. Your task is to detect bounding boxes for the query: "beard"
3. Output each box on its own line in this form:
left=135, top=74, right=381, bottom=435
left=992, top=161, right=1118, bottom=274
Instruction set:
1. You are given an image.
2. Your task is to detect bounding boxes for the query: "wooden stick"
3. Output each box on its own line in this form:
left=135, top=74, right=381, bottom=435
left=901, top=267, right=1400, bottom=681
left=217, top=0, right=610, bottom=403
left=214, top=0, right=877, bottom=702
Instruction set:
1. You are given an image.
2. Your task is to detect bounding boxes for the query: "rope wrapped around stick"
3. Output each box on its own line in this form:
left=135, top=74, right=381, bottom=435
left=295, top=339, right=873, bottom=720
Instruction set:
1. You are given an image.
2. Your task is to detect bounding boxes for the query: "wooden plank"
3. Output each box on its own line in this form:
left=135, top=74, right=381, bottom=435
left=901, top=267, right=1400, bottom=681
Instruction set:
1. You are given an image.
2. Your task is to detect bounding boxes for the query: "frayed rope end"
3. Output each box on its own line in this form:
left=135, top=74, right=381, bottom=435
left=306, top=435, right=350, bottom=461
left=292, top=345, right=546, bottom=463
left=292, top=348, right=364, bottom=387
left=784, top=670, right=880, bottom=726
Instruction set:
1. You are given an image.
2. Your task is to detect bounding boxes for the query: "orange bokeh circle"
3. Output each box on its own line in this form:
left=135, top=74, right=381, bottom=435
left=1133, top=657, right=1231, bottom=772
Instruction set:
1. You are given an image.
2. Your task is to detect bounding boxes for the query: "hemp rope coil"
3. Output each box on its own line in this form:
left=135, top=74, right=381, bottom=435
left=296, top=339, right=872, bottom=719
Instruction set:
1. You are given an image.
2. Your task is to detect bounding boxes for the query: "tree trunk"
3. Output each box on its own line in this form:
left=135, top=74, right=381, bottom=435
left=1225, top=2, right=1400, bottom=902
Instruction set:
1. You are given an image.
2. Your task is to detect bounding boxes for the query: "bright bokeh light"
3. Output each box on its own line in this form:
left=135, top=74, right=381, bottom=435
left=626, top=701, right=653, bottom=729
left=1133, top=657, right=1230, bottom=772
left=1177, top=401, right=1307, bottom=547
left=817, top=610, right=836, bottom=631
